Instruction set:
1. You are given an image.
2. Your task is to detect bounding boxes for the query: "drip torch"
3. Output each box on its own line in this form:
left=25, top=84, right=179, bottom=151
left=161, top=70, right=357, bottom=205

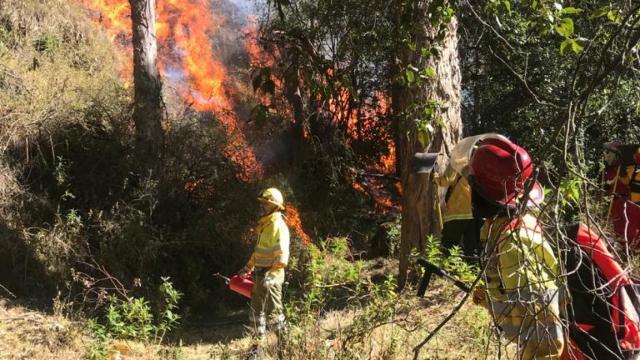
left=213, top=272, right=254, bottom=299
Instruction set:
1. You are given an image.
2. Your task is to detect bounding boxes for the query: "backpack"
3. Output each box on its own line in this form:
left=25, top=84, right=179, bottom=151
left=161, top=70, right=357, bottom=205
left=563, top=224, right=640, bottom=360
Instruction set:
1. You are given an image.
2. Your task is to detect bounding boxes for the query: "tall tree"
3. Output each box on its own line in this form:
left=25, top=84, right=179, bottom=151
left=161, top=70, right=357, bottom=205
left=392, top=1, right=462, bottom=288
left=129, top=0, right=163, bottom=165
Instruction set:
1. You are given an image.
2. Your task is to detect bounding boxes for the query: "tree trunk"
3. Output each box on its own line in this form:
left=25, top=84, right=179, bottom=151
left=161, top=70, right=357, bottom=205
left=129, top=0, right=163, bottom=167
left=393, top=2, right=462, bottom=289
left=283, top=65, right=306, bottom=152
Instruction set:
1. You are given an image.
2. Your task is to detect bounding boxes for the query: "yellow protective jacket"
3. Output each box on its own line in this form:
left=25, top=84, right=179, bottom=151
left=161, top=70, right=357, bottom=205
left=436, top=165, right=473, bottom=222
left=481, top=213, right=558, bottom=301
left=246, top=211, right=290, bottom=276
left=479, top=213, right=563, bottom=358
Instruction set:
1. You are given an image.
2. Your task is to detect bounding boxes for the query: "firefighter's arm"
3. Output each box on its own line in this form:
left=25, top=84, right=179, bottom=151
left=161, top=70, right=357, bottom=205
left=269, top=223, right=290, bottom=273
left=497, top=236, right=527, bottom=291
left=434, top=164, right=457, bottom=187
left=243, top=254, right=256, bottom=273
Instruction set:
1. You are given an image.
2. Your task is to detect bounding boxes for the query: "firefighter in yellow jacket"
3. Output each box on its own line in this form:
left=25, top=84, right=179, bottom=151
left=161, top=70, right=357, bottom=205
left=468, top=137, right=564, bottom=359
left=435, top=163, right=481, bottom=258
left=239, top=187, right=290, bottom=337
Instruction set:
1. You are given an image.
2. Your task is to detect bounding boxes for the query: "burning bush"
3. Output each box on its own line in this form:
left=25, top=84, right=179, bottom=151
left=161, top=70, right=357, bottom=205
left=0, top=0, right=256, bottom=313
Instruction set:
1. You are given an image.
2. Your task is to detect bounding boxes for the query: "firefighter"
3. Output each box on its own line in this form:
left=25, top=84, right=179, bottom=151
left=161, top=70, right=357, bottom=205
left=435, top=162, right=481, bottom=259
left=239, top=187, right=290, bottom=338
left=603, top=141, right=640, bottom=248
left=469, top=137, right=564, bottom=359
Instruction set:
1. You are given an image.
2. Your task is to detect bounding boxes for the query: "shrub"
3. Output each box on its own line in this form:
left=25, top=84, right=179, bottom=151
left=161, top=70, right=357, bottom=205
left=86, top=277, right=182, bottom=359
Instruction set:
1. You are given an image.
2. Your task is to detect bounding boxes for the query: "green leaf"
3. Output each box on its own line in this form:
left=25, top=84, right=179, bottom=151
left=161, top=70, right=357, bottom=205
left=560, top=7, right=582, bottom=15
left=405, top=69, right=415, bottom=83
left=571, top=40, right=584, bottom=54
left=424, top=67, right=436, bottom=79
left=560, top=39, right=572, bottom=55
left=503, top=0, right=511, bottom=15
left=554, top=18, right=574, bottom=38
left=590, top=6, right=609, bottom=19
left=607, top=10, right=621, bottom=24
left=417, top=129, right=429, bottom=147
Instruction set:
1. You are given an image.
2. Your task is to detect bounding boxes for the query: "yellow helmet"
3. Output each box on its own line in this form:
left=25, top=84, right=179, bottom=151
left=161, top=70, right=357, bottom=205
left=258, top=187, right=285, bottom=210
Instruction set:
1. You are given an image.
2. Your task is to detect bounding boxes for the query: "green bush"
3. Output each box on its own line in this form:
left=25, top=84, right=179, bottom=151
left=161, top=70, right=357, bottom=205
left=421, top=235, right=479, bottom=284
left=87, top=277, right=182, bottom=359
left=289, top=237, right=365, bottom=315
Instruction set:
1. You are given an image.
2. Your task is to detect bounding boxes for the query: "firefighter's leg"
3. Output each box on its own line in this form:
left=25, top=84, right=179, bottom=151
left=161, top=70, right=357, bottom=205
left=461, top=217, right=482, bottom=260
left=440, top=220, right=466, bottom=255
left=519, top=324, right=564, bottom=360
left=263, top=274, right=286, bottom=359
left=250, top=273, right=267, bottom=338
left=263, top=272, right=285, bottom=332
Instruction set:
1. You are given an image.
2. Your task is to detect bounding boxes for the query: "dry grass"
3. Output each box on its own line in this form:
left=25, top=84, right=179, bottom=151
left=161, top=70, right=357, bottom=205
left=0, top=277, right=500, bottom=360
left=0, top=0, right=126, bottom=151
left=0, top=299, right=86, bottom=359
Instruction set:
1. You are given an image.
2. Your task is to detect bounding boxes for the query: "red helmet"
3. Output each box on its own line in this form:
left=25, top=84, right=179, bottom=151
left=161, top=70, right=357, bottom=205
left=469, top=137, right=542, bottom=207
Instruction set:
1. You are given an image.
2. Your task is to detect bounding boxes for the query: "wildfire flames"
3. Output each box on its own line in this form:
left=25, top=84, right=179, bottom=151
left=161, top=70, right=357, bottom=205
left=80, top=0, right=313, bottom=242
left=80, top=0, right=262, bottom=181
left=285, top=206, right=311, bottom=245
left=331, top=87, right=399, bottom=214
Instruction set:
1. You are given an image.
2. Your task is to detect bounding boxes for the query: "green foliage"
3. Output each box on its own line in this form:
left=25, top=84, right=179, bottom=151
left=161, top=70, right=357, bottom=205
left=422, top=235, right=478, bottom=284
left=462, top=0, right=640, bottom=184
left=86, top=319, right=109, bottom=360
left=288, top=237, right=365, bottom=315
left=87, top=277, right=182, bottom=348
left=559, top=178, right=582, bottom=205
left=384, top=219, right=401, bottom=256
left=280, top=237, right=404, bottom=359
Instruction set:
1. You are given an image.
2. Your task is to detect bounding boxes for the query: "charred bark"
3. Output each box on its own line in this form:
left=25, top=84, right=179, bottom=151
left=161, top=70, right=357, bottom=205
left=129, top=0, right=163, bottom=168
left=393, top=3, right=462, bottom=289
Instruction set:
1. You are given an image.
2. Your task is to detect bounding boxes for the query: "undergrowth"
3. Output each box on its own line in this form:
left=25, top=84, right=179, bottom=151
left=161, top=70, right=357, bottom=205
left=86, top=277, right=182, bottom=360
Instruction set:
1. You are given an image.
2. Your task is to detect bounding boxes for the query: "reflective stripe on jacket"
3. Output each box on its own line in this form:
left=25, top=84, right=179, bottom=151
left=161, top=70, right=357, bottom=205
left=246, top=211, right=290, bottom=272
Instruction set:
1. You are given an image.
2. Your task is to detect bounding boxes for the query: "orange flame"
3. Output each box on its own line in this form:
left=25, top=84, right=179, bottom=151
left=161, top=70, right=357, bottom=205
left=285, top=206, right=311, bottom=245
left=80, top=0, right=262, bottom=181
left=334, top=90, right=397, bottom=214
left=244, top=16, right=274, bottom=68
left=81, top=0, right=313, bottom=242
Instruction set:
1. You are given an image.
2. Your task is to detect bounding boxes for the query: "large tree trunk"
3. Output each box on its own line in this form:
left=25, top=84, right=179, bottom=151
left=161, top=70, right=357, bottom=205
left=393, top=2, right=462, bottom=289
left=129, top=0, right=163, bottom=167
